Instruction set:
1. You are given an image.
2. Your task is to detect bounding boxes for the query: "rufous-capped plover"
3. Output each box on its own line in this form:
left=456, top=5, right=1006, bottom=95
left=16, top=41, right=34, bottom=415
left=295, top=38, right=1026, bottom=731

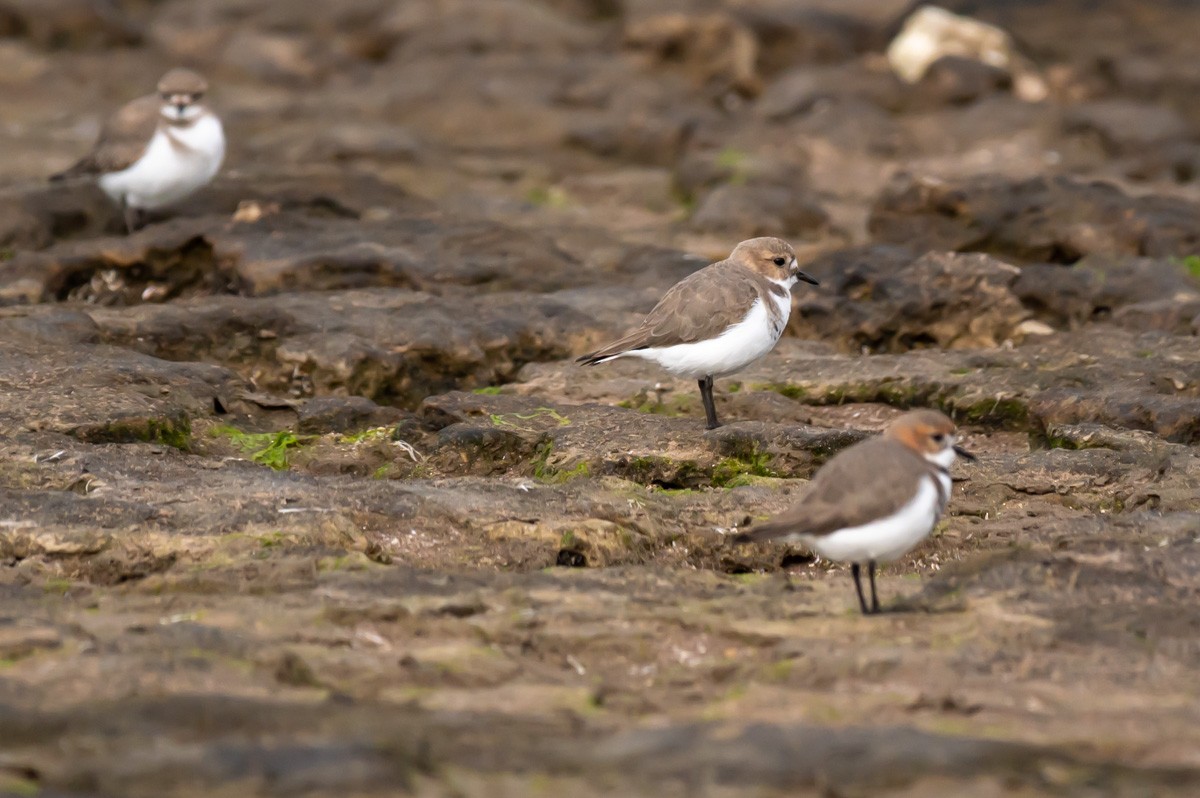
left=734, top=409, right=975, bottom=614
left=51, top=68, right=225, bottom=232
left=577, top=237, right=819, bottom=429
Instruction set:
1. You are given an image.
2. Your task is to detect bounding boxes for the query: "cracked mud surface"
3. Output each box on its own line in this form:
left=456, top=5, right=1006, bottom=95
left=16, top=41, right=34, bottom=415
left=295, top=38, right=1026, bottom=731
left=2, top=1, right=1200, bottom=796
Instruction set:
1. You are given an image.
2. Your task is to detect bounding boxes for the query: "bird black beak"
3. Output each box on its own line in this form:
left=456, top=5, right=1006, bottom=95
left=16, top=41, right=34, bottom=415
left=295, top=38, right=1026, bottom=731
left=953, top=444, right=976, bottom=461
left=793, top=269, right=820, bottom=286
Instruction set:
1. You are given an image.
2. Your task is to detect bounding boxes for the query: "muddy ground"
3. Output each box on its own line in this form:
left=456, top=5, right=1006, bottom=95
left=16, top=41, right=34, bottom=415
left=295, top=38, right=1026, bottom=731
left=1, top=0, right=1200, bottom=795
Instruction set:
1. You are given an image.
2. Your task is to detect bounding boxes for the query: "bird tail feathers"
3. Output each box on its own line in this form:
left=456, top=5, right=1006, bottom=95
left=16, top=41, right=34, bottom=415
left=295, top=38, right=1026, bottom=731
left=49, top=158, right=94, bottom=183
left=576, top=331, right=649, bottom=366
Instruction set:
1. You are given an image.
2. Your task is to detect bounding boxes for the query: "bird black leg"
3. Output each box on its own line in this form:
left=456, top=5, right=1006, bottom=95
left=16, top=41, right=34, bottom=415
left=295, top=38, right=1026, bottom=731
left=868, top=560, right=881, bottom=614
left=851, top=563, right=870, bottom=615
left=121, top=200, right=141, bottom=234
left=698, top=375, right=720, bottom=429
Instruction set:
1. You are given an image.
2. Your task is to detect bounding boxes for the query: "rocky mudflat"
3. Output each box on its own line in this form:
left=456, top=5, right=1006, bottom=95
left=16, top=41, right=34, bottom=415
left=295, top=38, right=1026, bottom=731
left=2, top=1, right=1200, bottom=796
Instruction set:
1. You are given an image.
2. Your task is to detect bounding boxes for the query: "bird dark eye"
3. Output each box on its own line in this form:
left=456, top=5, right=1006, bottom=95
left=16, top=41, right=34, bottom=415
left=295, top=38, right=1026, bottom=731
left=772, top=257, right=787, bottom=266
left=932, top=433, right=946, bottom=443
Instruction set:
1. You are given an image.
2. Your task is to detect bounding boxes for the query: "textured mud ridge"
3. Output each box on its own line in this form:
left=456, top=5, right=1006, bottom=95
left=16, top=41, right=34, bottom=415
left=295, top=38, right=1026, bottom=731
left=2, top=0, right=1200, bottom=796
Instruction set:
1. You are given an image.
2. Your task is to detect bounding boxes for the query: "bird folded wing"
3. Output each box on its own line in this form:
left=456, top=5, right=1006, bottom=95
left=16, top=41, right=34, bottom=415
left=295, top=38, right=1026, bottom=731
left=51, top=94, right=159, bottom=179
left=578, top=265, right=759, bottom=361
left=734, top=441, right=925, bottom=543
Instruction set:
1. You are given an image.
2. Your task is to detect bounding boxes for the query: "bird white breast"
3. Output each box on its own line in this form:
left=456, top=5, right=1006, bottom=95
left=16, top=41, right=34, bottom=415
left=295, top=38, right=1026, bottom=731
left=98, top=113, right=225, bottom=211
left=624, top=285, right=792, bottom=380
left=800, top=475, right=943, bottom=564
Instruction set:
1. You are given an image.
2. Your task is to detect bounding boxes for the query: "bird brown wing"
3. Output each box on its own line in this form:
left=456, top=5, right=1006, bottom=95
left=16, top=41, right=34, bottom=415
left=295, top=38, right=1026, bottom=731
left=50, top=94, right=159, bottom=180
left=577, top=262, right=761, bottom=364
left=733, top=437, right=931, bottom=544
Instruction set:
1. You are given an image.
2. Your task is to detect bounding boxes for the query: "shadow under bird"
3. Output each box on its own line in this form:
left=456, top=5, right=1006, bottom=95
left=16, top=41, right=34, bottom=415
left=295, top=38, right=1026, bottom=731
left=50, top=67, right=225, bottom=233
left=733, top=409, right=975, bottom=614
left=576, top=237, right=819, bottom=429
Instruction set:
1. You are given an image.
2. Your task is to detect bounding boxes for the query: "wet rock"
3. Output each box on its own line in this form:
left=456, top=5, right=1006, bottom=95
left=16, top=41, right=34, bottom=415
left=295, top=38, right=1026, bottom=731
left=0, top=338, right=251, bottom=445
left=0, top=0, right=141, bottom=49
left=221, top=29, right=326, bottom=83
left=793, top=248, right=1027, bottom=351
left=623, top=11, right=760, bottom=99
left=570, top=242, right=709, bottom=295
left=1011, top=255, right=1200, bottom=329
left=1037, top=422, right=1185, bottom=455
left=558, top=168, right=678, bottom=216
left=0, top=307, right=100, bottom=345
left=0, top=423, right=793, bottom=574
left=794, top=97, right=911, bottom=161
left=1121, top=141, right=1200, bottom=185
left=224, top=214, right=579, bottom=296
left=305, top=124, right=424, bottom=163
left=83, top=288, right=600, bottom=406
left=566, top=111, right=698, bottom=166
left=905, top=55, right=1012, bottom=108
left=431, top=422, right=538, bottom=477
left=1, top=223, right=233, bottom=306
left=181, top=172, right=434, bottom=220
left=731, top=329, right=1200, bottom=444
left=0, top=621, right=61, bottom=659
left=688, top=184, right=830, bottom=239
left=149, top=0, right=399, bottom=69
left=589, top=720, right=1086, bottom=792
left=0, top=181, right=117, bottom=250
left=1009, top=263, right=1101, bottom=326
left=755, top=60, right=903, bottom=120
left=869, top=173, right=1200, bottom=262
left=0, top=191, right=580, bottom=303
left=1114, top=297, right=1200, bottom=335
left=384, top=0, right=598, bottom=57
left=0, top=527, right=111, bottom=558
left=0, top=172, right=433, bottom=257
left=1063, top=100, right=1191, bottom=156
left=961, top=444, right=1173, bottom=517
left=0, top=40, right=51, bottom=85
left=1073, top=254, right=1200, bottom=309
left=732, top=7, right=878, bottom=72
left=673, top=148, right=810, bottom=201
left=296, top=396, right=407, bottom=435
left=422, top=391, right=863, bottom=486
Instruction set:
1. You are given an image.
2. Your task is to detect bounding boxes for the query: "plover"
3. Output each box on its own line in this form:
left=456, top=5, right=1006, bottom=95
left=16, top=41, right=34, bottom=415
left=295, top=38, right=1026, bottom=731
left=734, top=409, right=975, bottom=614
left=577, top=237, right=819, bottom=429
left=51, top=68, right=225, bottom=232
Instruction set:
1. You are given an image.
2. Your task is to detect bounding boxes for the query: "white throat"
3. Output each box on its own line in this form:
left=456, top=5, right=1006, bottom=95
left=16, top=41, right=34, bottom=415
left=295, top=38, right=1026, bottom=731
left=162, top=103, right=205, bottom=123
left=925, top=445, right=957, bottom=469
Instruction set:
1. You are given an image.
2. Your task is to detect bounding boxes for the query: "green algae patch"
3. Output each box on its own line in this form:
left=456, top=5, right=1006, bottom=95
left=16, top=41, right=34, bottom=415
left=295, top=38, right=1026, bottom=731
left=489, top=407, right=570, bottom=432
left=1177, top=254, right=1200, bottom=280
left=953, top=396, right=1029, bottom=426
left=336, top=426, right=398, bottom=445
left=211, top=425, right=311, bottom=470
left=530, top=439, right=591, bottom=484
left=756, top=382, right=808, bottom=401
left=620, top=454, right=707, bottom=488
left=546, top=461, right=591, bottom=483
left=711, top=444, right=779, bottom=488
left=758, top=379, right=1032, bottom=429
left=74, top=413, right=194, bottom=450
